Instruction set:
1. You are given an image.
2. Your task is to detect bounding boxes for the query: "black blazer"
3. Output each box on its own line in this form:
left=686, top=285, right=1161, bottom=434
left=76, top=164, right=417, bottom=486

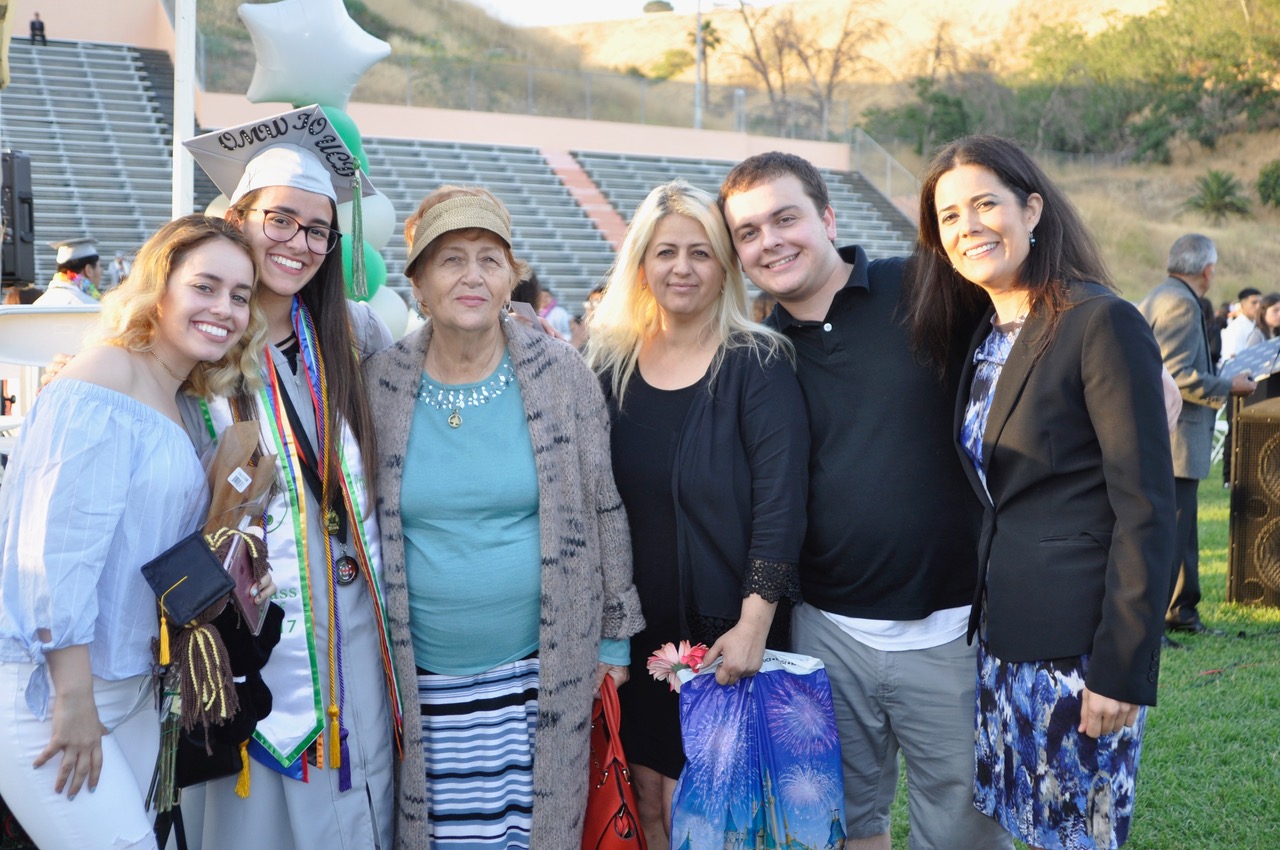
left=957, top=282, right=1176, bottom=706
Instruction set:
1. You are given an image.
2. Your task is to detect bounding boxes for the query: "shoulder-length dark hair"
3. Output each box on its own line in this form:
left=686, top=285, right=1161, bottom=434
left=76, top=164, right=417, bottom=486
left=228, top=190, right=378, bottom=495
left=905, top=135, right=1113, bottom=370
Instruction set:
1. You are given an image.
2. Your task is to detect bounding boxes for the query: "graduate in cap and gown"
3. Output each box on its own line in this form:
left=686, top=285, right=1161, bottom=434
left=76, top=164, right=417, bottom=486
left=38, top=238, right=103, bottom=305
left=178, top=106, right=400, bottom=850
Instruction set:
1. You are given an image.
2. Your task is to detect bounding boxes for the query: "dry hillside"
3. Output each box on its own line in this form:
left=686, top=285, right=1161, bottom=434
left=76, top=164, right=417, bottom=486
left=544, top=0, right=1166, bottom=86
left=1049, top=129, right=1280, bottom=303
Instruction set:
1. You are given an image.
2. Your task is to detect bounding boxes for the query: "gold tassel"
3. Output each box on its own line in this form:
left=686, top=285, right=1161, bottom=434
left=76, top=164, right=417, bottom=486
left=157, top=576, right=189, bottom=667
left=235, top=740, right=251, bottom=798
left=328, top=704, right=342, bottom=768
left=158, top=611, right=171, bottom=666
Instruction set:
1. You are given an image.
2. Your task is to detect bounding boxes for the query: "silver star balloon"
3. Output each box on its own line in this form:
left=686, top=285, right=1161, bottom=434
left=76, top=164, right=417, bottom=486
left=239, top=0, right=391, bottom=110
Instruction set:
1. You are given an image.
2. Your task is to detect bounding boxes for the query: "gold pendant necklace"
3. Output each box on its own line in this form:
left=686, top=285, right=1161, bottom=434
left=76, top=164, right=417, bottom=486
left=448, top=409, right=462, bottom=429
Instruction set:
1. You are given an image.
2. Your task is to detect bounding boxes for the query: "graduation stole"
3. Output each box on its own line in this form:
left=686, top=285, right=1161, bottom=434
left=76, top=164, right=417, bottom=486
left=201, top=298, right=402, bottom=782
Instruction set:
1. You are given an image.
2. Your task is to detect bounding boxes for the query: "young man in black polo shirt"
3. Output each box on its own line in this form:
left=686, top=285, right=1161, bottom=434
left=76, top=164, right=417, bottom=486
left=719, top=153, right=1008, bottom=850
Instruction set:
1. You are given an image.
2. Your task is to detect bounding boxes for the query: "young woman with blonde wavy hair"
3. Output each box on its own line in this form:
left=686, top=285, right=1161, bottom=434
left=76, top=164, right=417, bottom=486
left=0, top=214, right=266, bottom=850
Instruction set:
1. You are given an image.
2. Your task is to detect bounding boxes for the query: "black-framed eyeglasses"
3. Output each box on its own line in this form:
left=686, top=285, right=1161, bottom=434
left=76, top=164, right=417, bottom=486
left=251, top=208, right=341, bottom=255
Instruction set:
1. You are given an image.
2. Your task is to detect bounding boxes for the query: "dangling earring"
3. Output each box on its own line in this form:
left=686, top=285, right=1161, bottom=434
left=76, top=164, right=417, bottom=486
left=1029, top=230, right=1037, bottom=247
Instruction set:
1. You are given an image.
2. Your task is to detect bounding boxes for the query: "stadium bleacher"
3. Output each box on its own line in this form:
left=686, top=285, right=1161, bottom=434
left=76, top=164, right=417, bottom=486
left=574, top=151, right=915, bottom=262
left=0, top=40, right=176, bottom=284
left=361, top=137, right=617, bottom=300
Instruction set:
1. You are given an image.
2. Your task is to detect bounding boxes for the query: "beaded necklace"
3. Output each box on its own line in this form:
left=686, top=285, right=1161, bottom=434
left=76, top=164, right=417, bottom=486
left=416, top=358, right=515, bottom=428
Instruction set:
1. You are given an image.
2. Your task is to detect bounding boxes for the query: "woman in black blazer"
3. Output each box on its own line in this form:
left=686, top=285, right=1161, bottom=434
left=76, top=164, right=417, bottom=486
left=907, top=136, right=1176, bottom=850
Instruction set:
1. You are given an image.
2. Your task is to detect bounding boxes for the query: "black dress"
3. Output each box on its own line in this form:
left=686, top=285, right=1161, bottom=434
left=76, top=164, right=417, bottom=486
left=612, top=370, right=697, bottom=778
left=606, top=342, right=809, bottom=779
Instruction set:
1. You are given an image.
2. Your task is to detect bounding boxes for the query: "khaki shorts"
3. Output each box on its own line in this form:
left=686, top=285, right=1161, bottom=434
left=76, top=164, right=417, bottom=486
left=791, top=603, right=1011, bottom=850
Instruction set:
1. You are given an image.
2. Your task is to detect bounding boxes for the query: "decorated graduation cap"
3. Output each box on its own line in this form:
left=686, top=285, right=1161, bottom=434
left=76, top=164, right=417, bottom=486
left=183, top=104, right=377, bottom=205
left=184, top=104, right=377, bottom=296
left=48, top=237, right=99, bottom=265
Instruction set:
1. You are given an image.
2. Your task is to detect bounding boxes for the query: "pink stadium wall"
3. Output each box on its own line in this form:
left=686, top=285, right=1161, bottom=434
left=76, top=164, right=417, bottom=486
left=200, top=94, right=853, bottom=170
left=9, top=0, right=173, bottom=51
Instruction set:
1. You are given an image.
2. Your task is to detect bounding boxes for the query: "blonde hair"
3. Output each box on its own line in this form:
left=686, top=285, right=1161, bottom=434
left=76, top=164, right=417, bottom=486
left=586, top=179, right=790, bottom=406
left=403, top=184, right=530, bottom=284
left=97, top=215, right=267, bottom=398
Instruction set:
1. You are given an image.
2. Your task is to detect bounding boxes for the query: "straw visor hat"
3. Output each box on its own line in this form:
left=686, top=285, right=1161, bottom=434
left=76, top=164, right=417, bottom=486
left=403, top=195, right=513, bottom=279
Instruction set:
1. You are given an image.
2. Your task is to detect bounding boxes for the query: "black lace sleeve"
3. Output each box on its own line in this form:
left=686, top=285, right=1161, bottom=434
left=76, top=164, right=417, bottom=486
left=743, top=557, right=801, bottom=605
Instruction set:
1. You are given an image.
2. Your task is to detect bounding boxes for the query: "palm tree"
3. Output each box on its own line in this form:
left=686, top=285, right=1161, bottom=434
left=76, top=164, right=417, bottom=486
left=687, top=19, right=722, bottom=110
left=1184, top=170, right=1252, bottom=225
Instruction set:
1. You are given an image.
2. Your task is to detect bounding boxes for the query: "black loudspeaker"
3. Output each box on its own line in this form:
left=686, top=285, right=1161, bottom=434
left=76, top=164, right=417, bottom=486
left=1228, top=396, right=1280, bottom=607
left=2, top=149, right=36, bottom=285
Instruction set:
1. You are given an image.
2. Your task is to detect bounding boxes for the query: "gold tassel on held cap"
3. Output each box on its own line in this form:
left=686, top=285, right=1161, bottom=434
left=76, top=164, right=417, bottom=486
left=157, top=576, right=190, bottom=667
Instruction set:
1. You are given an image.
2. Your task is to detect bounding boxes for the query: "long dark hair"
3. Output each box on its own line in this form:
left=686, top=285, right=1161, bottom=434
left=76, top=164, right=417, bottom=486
left=905, top=135, right=1113, bottom=371
left=229, top=190, right=378, bottom=496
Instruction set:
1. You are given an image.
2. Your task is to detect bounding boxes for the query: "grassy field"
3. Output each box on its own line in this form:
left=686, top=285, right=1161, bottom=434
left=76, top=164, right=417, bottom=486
left=887, top=470, right=1280, bottom=848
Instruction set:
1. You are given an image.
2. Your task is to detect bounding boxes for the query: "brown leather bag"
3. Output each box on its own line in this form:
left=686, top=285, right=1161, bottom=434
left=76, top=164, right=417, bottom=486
left=582, top=676, right=647, bottom=850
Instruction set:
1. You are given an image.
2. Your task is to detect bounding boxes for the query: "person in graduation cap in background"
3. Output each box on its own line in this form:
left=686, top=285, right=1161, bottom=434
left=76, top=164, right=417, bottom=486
left=178, top=105, right=399, bottom=850
left=37, top=238, right=103, bottom=305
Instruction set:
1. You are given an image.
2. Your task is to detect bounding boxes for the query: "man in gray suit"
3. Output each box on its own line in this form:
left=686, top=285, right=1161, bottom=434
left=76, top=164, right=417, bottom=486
left=1139, top=234, right=1255, bottom=634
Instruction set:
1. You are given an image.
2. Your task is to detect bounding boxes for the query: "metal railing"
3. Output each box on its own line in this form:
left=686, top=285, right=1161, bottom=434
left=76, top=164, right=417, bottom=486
left=851, top=128, right=919, bottom=221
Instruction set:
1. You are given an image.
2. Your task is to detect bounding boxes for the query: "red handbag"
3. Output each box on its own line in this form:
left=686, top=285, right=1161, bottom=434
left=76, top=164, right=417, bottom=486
left=582, top=676, right=647, bottom=850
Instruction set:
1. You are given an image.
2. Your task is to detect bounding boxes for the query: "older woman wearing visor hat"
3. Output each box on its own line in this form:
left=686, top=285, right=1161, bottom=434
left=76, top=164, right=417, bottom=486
left=363, top=184, right=644, bottom=849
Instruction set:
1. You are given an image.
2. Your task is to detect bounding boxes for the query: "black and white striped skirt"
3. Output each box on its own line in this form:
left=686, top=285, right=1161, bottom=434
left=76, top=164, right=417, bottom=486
left=418, top=656, right=539, bottom=849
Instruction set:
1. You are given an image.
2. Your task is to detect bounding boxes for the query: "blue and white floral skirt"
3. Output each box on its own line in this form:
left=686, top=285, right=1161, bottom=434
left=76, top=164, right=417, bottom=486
left=974, top=642, right=1146, bottom=850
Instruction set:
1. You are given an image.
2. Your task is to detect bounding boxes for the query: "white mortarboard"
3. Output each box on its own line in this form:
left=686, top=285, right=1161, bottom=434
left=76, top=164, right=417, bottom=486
left=183, top=104, right=376, bottom=205
left=48, top=237, right=99, bottom=265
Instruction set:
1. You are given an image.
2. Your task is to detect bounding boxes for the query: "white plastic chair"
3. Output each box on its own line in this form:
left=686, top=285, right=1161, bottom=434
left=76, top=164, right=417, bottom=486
left=1211, top=407, right=1230, bottom=467
left=0, top=305, right=102, bottom=457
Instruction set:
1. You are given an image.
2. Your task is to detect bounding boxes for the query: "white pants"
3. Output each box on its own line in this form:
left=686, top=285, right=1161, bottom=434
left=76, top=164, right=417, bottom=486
left=0, top=661, right=159, bottom=850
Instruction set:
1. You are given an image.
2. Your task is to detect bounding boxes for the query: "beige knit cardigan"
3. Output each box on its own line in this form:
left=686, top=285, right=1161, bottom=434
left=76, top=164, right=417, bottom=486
left=363, top=317, right=645, bottom=850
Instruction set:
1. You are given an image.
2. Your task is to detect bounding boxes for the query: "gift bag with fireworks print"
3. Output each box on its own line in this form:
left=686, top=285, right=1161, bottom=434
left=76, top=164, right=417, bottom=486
left=669, top=650, right=847, bottom=850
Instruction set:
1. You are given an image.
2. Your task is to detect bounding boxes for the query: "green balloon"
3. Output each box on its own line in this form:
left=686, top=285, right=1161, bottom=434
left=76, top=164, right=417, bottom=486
left=319, top=104, right=367, bottom=171
left=341, top=238, right=386, bottom=301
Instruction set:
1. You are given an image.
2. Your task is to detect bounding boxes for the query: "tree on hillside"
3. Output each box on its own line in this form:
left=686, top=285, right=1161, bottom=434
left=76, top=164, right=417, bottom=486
left=732, top=1, right=795, bottom=135
left=1258, top=160, right=1280, bottom=208
left=651, top=48, right=695, bottom=81
left=1024, top=0, right=1280, bottom=159
left=867, top=0, right=1280, bottom=161
left=864, top=25, right=1014, bottom=155
left=1184, top=170, right=1252, bottom=225
left=781, top=2, right=885, bottom=138
left=688, top=20, right=722, bottom=110
left=731, top=0, right=884, bottom=138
